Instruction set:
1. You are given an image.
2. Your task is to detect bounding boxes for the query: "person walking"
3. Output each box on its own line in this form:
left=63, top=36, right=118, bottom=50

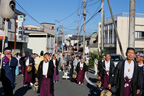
left=1, top=47, right=18, bottom=96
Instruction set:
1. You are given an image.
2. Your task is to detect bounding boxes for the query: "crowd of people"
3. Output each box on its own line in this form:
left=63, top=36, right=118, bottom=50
left=0, top=47, right=89, bottom=96
left=0, top=47, right=144, bottom=96
left=94, top=47, right=144, bottom=96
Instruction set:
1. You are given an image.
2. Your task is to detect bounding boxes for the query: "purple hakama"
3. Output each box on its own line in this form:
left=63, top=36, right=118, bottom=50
left=22, top=66, right=24, bottom=75
left=77, top=68, right=84, bottom=84
left=24, top=66, right=32, bottom=84
left=123, top=77, right=132, bottom=96
left=102, top=71, right=110, bottom=90
left=53, top=67, right=59, bottom=81
left=39, top=76, right=53, bottom=96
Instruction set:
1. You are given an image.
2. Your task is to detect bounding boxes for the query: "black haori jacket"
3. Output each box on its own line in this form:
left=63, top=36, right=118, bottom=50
left=36, top=60, right=54, bottom=93
left=112, top=60, right=142, bottom=96
left=76, top=62, right=88, bottom=78
left=51, top=59, right=59, bottom=75
left=98, top=60, right=115, bottom=84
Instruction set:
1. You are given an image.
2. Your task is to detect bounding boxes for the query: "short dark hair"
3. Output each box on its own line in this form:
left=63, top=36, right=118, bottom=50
left=45, top=53, right=50, bottom=56
left=105, top=53, right=111, bottom=57
left=40, top=51, right=44, bottom=56
left=126, top=47, right=135, bottom=55
left=71, top=53, right=74, bottom=56
left=4, top=47, right=11, bottom=51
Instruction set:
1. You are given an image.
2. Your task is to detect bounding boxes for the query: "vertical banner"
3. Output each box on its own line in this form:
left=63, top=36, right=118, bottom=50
left=17, top=15, right=24, bottom=40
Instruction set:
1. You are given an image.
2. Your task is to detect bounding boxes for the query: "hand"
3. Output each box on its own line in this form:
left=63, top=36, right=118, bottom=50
left=29, top=63, right=32, bottom=65
left=98, top=76, right=101, bottom=80
left=6, top=55, right=11, bottom=60
left=85, top=71, right=88, bottom=74
left=108, top=84, right=111, bottom=89
left=36, top=78, right=38, bottom=82
left=137, top=89, right=140, bottom=94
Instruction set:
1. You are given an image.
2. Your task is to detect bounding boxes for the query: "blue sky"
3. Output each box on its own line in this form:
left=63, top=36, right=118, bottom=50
left=16, top=0, right=144, bottom=36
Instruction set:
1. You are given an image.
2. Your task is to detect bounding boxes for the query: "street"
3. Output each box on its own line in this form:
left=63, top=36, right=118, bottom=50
left=0, top=69, right=101, bottom=96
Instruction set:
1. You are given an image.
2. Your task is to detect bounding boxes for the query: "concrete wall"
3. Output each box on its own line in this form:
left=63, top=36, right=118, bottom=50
left=116, top=16, right=144, bottom=55
left=28, top=37, right=47, bottom=54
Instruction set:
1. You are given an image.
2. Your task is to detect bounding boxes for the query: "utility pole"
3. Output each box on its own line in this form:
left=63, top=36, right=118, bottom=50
left=55, top=20, right=59, bottom=53
left=107, top=0, right=125, bottom=59
left=14, top=15, right=17, bottom=49
left=62, top=25, right=64, bottom=54
left=77, top=20, right=79, bottom=52
left=128, top=0, right=135, bottom=47
left=83, top=0, right=86, bottom=60
left=101, top=0, right=104, bottom=50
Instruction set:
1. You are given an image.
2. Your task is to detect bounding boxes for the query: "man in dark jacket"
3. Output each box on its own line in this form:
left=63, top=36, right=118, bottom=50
left=51, top=54, right=59, bottom=83
left=36, top=53, right=54, bottom=95
left=136, top=52, right=144, bottom=96
left=112, top=47, right=142, bottom=96
left=98, top=53, right=115, bottom=90
left=76, top=58, right=88, bottom=85
left=1, top=47, right=18, bottom=96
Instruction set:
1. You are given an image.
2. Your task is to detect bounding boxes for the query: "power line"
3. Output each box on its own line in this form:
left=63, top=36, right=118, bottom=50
left=16, top=1, right=53, bottom=31
left=87, top=0, right=100, bottom=7
left=79, top=8, right=101, bottom=35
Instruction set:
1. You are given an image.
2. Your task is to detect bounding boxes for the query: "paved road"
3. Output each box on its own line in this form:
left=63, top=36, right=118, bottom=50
left=0, top=69, right=101, bottom=96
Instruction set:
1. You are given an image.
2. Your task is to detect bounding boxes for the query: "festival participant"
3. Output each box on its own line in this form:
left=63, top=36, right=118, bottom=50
left=98, top=55, right=105, bottom=72
left=136, top=52, right=144, bottom=96
left=36, top=51, right=44, bottom=71
left=51, top=54, right=59, bottom=83
left=15, top=53, right=20, bottom=76
left=76, top=58, right=88, bottom=85
left=73, top=55, right=80, bottom=72
left=1, top=47, right=18, bottom=96
left=36, top=53, right=54, bottom=96
left=23, top=52, right=35, bottom=87
left=70, top=54, right=75, bottom=77
left=60, top=55, right=66, bottom=72
left=112, top=47, right=142, bottom=96
left=94, top=57, right=98, bottom=75
left=98, top=53, right=115, bottom=90
left=19, top=53, right=26, bottom=76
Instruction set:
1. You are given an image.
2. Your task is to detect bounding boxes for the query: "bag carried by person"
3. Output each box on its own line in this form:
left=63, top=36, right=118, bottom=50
left=96, top=80, right=102, bottom=88
left=33, top=82, right=39, bottom=92
left=100, top=89, right=112, bottom=96
left=27, top=65, right=32, bottom=72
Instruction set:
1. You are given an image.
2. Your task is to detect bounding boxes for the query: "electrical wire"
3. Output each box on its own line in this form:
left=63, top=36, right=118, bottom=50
left=87, top=0, right=101, bottom=7
left=79, top=7, right=101, bottom=35
left=16, top=1, right=54, bottom=31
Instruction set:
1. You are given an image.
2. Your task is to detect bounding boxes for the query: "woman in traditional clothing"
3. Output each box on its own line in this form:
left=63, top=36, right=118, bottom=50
left=36, top=53, right=54, bottom=96
left=76, top=58, right=88, bottom=85
left=23, top=52, right=35, bottom=87
left=112, top=47, right=142, bottom=96
left=51, top=54, right=59, bottom=83
left=98, top=53, right=115, bottom=90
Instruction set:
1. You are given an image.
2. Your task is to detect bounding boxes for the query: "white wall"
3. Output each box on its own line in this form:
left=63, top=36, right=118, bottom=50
left=28, top=37, right=47, bottom=54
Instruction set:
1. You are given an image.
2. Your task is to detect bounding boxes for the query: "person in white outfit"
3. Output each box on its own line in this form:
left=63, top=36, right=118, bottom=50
left=94, top=57, right=98, bottom=75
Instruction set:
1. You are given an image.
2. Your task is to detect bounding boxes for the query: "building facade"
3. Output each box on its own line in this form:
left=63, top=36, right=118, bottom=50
left=0, top=9, right=28, bottom=53
left=98, top=13, right=144, bottom=55
left=24, top=23, right=55, bottom=54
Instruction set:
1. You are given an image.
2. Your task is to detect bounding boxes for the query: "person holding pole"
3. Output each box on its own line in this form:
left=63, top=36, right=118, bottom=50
left=1, top=47, right=18, bottom=96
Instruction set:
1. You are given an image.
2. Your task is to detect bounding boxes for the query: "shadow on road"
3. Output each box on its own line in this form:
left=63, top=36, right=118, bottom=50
left=0, top=87, right=4, bottom=96
left=87, top=83, right=101, bottom=96
left=89, top=77, right=98, bottom=83
left=14, top=86, right=32, bottom=96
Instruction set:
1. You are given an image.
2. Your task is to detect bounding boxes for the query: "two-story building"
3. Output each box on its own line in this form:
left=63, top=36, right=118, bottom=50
left=98, top=12, right=144, bottom=55
left=24, top=23, right=55, bottom=54
left=0, top=9, right=28, bottom=53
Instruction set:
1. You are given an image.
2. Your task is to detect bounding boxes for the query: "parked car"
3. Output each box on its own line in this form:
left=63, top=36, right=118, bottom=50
left=111, top=54, right=124, bottom=67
